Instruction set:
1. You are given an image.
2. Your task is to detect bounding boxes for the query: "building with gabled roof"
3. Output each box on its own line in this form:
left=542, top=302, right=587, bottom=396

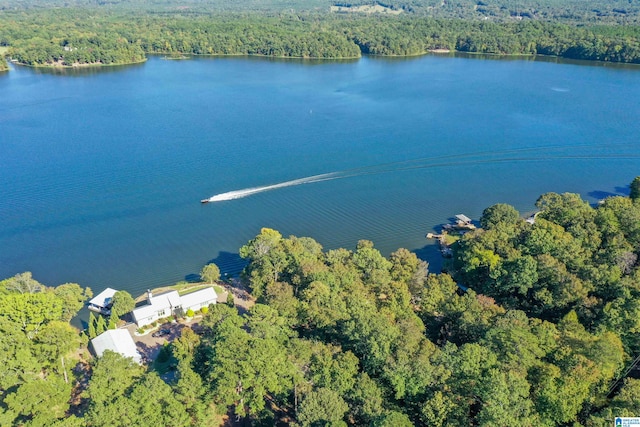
left=91, top=329, right=142, bottom=364
left=455, top=214, right=472, bottom=224
left=131, top=287, right=217, bottom=327
left=180, top=287, right=217, bottom=312
left=87, top=287, right=118, bottom=315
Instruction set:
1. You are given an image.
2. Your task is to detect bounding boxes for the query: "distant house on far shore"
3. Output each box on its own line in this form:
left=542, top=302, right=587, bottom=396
left=88, top=287, right=117, bottom=316
left=131, top=287, right=217, bottom=327
left=91, top=329, right=142, bottom=364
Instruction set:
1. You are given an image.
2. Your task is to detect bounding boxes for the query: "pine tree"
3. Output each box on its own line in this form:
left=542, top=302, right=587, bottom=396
left=108, top=316, right=117, bottom=330
left=226, top=291, right=235, bottom=307
left=88, top=312, right=97, bottom=339
left=96, top=315, right=107, bottom=335
left=630, top=176, right=640, bottom=201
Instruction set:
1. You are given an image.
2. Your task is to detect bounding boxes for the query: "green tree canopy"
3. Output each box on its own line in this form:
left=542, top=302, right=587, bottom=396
left=0, top=271, right=44, bottom=294
left=0, top=291, right=63, bottom=338
left=200, top=263, right=220, bottom=284
left=480, top=203, right=521, bottom=230
left=109, top=290, right=135, bottom=319
left=54, top=283, right=92, bottom=322
left=630, top=176, right=640, bottom=201
left=297, top=388, right=349, bottom=427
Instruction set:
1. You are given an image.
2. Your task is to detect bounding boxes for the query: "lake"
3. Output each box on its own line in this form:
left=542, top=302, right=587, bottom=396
left=1, top=54, right=639, bottom=299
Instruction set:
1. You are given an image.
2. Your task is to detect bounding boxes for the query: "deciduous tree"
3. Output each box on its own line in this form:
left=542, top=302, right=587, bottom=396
left=200, top=263, right=220, bottom=284
left=297, top=388, right=348, bottom=427
left=480, top=203, right=521, bottom=230
left=54, top=283, right=92, bottom=322
left=110, top=290, right=135, bottom=319
left=0, top=291, right=63, bottom=338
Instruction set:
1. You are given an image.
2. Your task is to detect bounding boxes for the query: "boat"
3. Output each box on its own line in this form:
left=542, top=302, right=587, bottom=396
left=201, top=198, right=210, bottom=204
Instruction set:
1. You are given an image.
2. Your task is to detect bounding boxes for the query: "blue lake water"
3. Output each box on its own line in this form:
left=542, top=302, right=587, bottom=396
left=1, top=55, right=639, bottom=298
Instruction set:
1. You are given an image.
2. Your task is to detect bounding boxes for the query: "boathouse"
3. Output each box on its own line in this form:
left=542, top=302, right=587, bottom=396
left=87, top=287, right=118, bottom=316
left=455, top=214, right=472, bottom=225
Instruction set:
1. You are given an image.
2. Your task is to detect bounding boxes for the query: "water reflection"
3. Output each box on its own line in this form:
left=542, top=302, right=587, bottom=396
left=15, top=60, right=147, bottom=77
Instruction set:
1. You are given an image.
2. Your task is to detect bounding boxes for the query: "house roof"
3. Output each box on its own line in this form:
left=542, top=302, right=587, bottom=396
left=131, top=290, right=180, bottom=321
left=91, top=329, right=141, bottom=364
left=157, top=290, right=181, bottom=307
left=88, top=287, right=118, bottom=308
left=455, top=214, right=472, bottom=223
left=180, top=287, right=218, bottom=308
left=131, top=288, right=218, bottom=322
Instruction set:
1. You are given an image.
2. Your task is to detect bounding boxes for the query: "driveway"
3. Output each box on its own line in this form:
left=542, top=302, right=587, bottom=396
left=123, top=322, right=187, bottom=364
left=120, top=282, right=254, bottom=363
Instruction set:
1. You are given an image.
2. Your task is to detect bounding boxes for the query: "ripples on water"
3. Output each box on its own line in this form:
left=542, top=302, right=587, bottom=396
left=205, top=142, right=640, bottom=202
left=1, top=55, right=639, bottom=298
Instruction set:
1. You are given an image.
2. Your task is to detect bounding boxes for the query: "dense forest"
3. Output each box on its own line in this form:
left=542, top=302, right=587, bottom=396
left=2, top=0, right=640, bottom=24
left=2, top=178, right=640, bottom=426
left=2, top=1, right=640, bottom=67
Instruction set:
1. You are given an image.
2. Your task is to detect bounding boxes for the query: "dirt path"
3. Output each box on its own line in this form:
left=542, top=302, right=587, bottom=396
left=227, top=278, right=255, bottom=314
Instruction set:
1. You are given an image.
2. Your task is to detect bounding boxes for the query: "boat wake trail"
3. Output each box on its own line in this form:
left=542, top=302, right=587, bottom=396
left=202, top=142, right=640, bottom=203
left=203, top=172, right=341, bottom=203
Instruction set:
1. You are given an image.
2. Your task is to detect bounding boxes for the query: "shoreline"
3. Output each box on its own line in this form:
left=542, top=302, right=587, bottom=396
left=9, top=57, right=148, bottom=69
left=7, top=49, right=640, bottom=70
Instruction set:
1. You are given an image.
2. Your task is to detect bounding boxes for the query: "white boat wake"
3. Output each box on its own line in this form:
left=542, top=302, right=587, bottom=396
left=202, top=172, right=340, bottom=203
left=202, top=143, right=640, bottom=203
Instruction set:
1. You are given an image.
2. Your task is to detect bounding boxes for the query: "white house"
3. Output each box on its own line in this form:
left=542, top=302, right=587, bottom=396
left=131, top=287, right=217, bottom=327
left=91, top=329, right=142, bottom=364
left=87, top=287, right=118, bottom=315
left=180, top=287, right=218, bottom=312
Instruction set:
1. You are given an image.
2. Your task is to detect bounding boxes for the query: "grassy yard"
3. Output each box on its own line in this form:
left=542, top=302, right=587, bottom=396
left=178, top=283, right=225, bottom=296
left=0, top=47, right=8, bottom=55
left=444, top=233, right=461, bottom=246
left=177, top=284, right=209, bottom=296
left=135, top=282, right=227, bottom=302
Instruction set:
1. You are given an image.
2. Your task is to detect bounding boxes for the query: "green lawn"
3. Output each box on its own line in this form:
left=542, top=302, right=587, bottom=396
left=177, top=283, right=225, bottom=296
left=136, top=281, right=227, bottom=302
left=444, top=234, right=460, bottom=246
left=177, top=284, right=210, bottom=296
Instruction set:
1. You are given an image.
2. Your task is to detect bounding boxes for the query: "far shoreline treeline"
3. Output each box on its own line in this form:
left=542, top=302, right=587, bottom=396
left=2, top=10, right=640, bottom=68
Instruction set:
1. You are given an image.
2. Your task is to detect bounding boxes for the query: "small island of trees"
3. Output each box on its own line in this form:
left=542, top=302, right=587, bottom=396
left=2, top=176, right=640, bottom=425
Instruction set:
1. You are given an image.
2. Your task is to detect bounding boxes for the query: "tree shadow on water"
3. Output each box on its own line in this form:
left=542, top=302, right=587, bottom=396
left=615, top=185, right=631, bottom=196
left=184, top=251, right=247, bottom=283
left=588, top=185, right=630, bottom=206
left=588, top=190, right=623, bottom=200
left=183, top=273, right=202, bottom=283
left=206, top=251, right=247, bottom=277
left=413, top=244, right=444, bottom=274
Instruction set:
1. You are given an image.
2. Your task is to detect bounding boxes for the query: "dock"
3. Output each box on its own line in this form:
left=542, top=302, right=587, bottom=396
left=426, top=232, right=453, bottom=257
left=427, top=213, right=476, bottom=258
left=442, top=214, right=476, bottom=231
